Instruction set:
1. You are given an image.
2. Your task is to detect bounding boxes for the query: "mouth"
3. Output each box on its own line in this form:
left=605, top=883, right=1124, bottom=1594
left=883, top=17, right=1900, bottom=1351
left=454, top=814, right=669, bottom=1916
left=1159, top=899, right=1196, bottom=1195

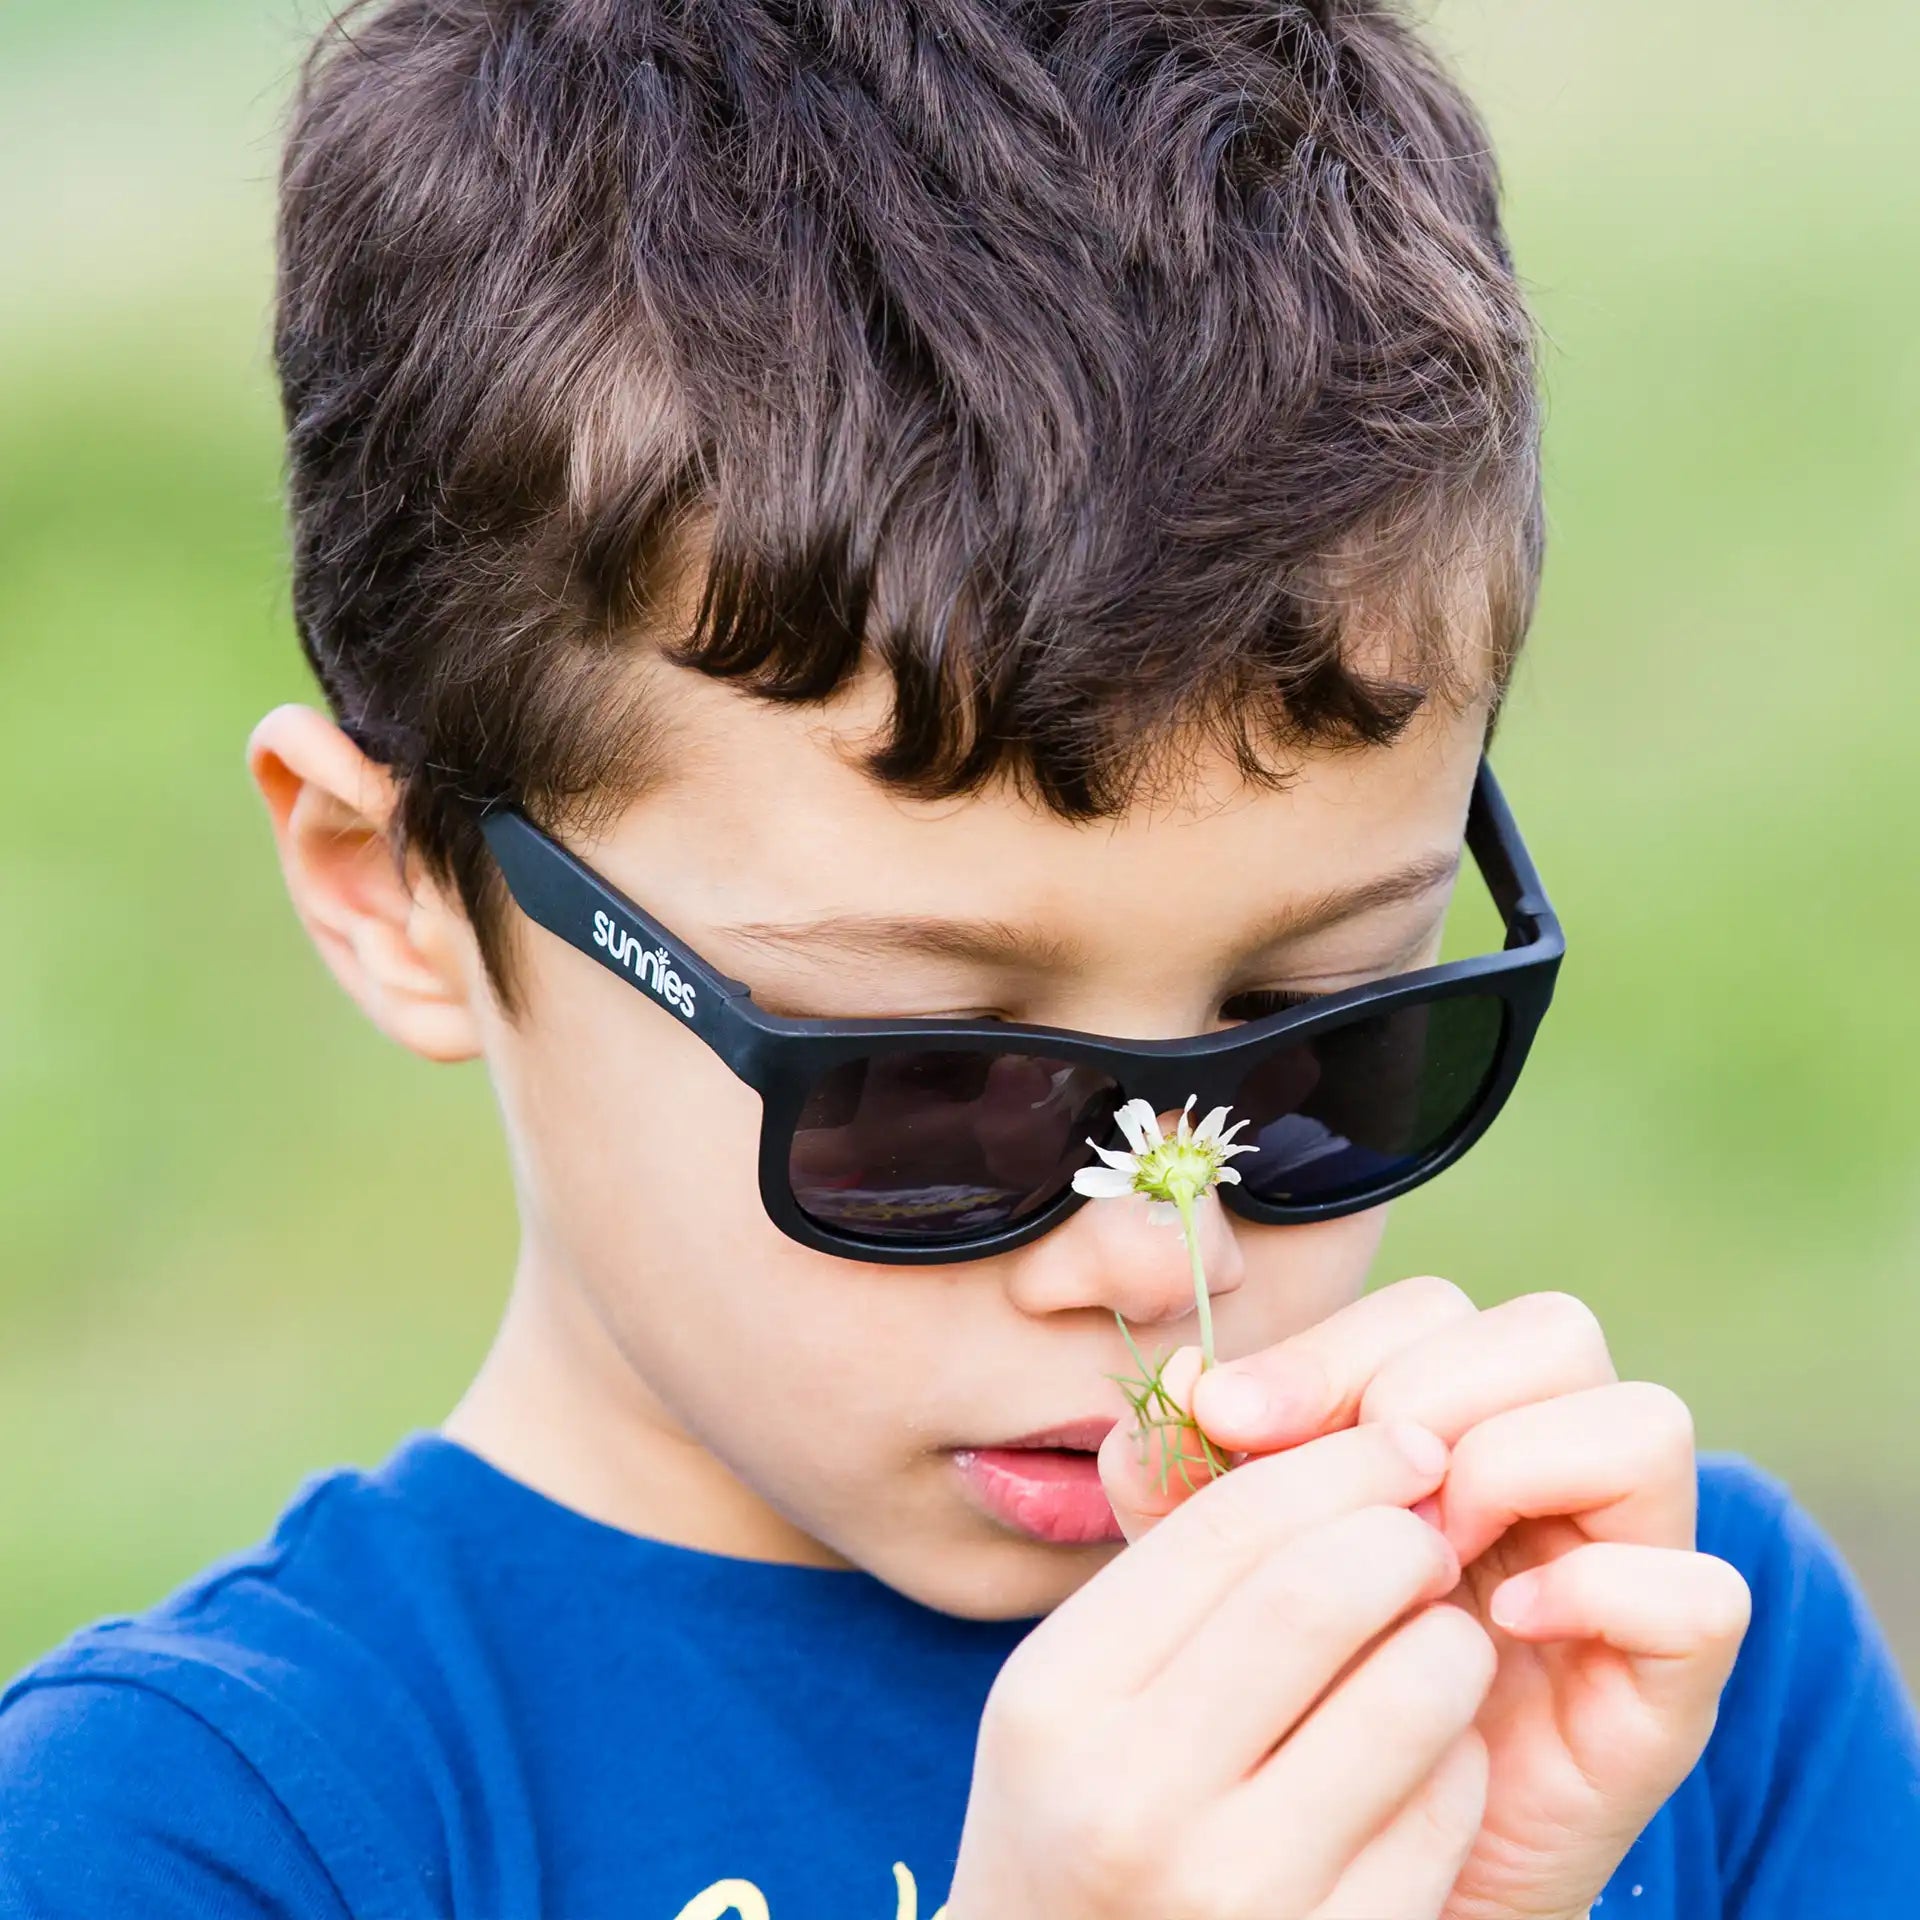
left=949, top=1415, right=1127, bottom=1545
left=984, top=1416, right=1121, bottom=1453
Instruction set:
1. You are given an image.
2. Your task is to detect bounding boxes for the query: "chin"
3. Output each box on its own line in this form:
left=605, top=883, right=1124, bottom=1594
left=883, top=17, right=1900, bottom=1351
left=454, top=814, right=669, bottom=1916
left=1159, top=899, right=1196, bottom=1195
left=879, top=1529, right=1123, bottom=1623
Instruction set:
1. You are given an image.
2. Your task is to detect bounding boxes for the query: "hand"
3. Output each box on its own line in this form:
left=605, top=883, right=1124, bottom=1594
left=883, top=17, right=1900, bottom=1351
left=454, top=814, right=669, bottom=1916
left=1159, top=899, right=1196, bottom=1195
left=1107, top=1276, right=1753, bottom=1920
left=946, top=1422, right=1497, bottom=1918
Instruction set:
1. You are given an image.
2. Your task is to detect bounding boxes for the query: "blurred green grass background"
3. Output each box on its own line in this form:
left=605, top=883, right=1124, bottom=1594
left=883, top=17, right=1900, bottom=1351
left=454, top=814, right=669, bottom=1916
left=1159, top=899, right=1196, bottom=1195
left=2, top=1, right=1916, bottom=1684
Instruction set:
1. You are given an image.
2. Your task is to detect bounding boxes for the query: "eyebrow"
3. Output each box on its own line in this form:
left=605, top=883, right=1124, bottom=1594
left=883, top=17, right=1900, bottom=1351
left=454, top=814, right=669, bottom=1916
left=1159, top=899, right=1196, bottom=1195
left=715, top=848, right=1461, bottom=972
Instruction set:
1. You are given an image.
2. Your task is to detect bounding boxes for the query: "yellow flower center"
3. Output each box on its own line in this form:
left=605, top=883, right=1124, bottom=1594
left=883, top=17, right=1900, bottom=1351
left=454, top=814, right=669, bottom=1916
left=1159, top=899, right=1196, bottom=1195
left=1130, top=1136, right=1228, bottom=1206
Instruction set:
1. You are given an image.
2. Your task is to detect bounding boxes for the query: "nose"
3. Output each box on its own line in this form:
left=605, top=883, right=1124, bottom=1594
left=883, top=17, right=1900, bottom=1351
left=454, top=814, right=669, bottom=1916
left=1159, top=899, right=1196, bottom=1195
left=1002, top=1166, right=1248, bottom=1331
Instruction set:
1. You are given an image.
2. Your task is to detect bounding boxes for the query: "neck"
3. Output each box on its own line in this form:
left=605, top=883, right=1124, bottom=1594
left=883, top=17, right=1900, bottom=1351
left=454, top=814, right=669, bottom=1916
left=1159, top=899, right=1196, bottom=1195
left=443, top=1242, right=855, bottom=1572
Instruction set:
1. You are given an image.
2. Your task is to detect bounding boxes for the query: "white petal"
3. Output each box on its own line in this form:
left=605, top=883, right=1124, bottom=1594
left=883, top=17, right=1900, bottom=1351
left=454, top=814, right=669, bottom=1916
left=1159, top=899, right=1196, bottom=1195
left=1174, top=1093, right=1197, bottom=1143
left=1071, top=1167, right=1139, bottom=1200
left=1114, top=1099, right=1162, bottom=1153
left=1219, top=1138, right=1260, bottom=1159
left=1215, top=1116, right=1252, bottom=1147
left=1194, top=1104, right=1234, bottom=1144
left=1145, top=1199, right=1183, bottom=1226
left=1086, top=1143, right=1141, bottom=1173
left=1214, top=1165, right=1242, bottom=1185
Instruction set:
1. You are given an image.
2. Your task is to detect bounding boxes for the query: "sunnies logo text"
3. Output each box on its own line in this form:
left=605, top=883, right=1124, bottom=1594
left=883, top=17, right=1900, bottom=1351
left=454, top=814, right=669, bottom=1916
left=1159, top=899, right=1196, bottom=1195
left=591, top=910, right=698, bottom=1019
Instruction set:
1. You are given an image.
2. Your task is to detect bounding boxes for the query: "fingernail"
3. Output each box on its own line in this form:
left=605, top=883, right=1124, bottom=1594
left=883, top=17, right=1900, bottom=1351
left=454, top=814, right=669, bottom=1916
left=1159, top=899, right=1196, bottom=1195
left=1491, top=1570, right=1542, bottom=1632
left=1386, top=1421, right=1449, bottom=1476
left=1163, top=1346, right=1207, bottom=1416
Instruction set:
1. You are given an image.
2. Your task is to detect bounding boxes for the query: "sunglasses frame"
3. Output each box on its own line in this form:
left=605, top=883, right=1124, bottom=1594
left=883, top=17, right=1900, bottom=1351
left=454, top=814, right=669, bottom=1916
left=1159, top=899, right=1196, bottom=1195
left=472, top=756, right=1564, bottom=1265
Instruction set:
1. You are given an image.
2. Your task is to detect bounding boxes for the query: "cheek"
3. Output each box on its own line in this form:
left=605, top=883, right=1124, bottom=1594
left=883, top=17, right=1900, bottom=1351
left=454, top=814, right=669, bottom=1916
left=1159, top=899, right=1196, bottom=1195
left=500, top=972, right=734, bottom=1191
left=502, top=981, right=782, bottom=1318
left=1236, top=1207, right=1388, bottom=1343
left=488, top=972, right=919, bottom=1440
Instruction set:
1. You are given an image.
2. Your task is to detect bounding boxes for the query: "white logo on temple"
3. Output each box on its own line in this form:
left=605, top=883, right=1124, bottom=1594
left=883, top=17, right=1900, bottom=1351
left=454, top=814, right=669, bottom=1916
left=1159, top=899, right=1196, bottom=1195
left=591, top=909, right=697, bottom=1019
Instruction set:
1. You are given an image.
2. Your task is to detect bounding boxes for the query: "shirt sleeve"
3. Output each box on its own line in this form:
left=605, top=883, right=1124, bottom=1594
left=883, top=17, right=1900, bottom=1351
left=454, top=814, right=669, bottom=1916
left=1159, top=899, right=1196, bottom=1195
left=0, top=1677, right=353, bottom=1920
left=1697, top=1454, right=1920, bottom=1916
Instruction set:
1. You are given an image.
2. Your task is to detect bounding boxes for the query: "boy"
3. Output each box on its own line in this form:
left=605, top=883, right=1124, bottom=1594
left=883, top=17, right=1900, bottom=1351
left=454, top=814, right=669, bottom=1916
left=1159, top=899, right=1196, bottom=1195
left=3, top=0, right=1916, bottom=1914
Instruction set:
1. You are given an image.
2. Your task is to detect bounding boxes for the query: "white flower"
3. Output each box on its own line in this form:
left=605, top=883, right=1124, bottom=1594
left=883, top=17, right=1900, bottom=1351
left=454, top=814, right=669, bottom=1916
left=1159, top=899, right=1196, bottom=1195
left=1070, top=1095, right=1258, bottom=1225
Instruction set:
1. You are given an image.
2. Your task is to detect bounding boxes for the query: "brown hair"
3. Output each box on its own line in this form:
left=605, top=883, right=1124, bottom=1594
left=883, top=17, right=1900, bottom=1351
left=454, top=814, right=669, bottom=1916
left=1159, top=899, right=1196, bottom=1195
left=275, top=0, right=1543, bottom=1021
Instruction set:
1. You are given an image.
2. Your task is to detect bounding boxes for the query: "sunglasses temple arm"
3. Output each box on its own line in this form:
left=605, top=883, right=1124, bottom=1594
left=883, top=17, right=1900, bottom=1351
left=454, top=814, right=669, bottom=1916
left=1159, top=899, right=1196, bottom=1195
left=475, top=805, right=764, bottom=1070
left=1468, top=760, right=1562, bottom=952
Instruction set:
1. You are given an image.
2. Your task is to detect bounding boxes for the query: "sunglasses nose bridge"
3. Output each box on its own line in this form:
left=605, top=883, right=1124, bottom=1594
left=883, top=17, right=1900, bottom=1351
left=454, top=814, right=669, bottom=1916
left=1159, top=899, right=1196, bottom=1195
left=1110, top=1041, right=1250, bottom=1121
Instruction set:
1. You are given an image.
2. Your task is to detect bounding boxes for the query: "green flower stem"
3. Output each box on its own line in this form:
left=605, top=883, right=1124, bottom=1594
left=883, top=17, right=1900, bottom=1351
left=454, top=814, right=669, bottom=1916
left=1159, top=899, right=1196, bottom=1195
left=1106, top=1177, right=1232, bottom=1495
left=1170, top=1181, right=1215, bottom=1374
left=1112, top=1311, right=1161, bottom=1391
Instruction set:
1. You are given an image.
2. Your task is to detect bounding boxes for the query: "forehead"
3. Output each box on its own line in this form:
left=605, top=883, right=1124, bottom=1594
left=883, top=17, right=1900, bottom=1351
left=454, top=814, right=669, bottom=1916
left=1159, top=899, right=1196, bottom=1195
left=582, top=648, right=1488, bottom=974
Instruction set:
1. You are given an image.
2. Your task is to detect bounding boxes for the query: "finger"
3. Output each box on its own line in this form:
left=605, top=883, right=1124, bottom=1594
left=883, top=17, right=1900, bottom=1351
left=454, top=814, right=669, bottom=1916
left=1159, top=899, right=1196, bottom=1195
left=1133, top=1503, right=1461, bottom=1790
left=1489, top=1542, right=1752, bottom=1709
left=1436, top=1380, right=1698, bottom=1565
left=1022, top=1421, right=1451, bottom=1702
left=1098, top=1344, right=1246, bottom=1542
left=1354, top=1287, right=1618, bottom=1442
left=1190, top=1273, right=1479, bottom=1451
left=1205, top=1603, right=1497, bottom=1909
left=1304, top=1727, right=1488, bottom=1920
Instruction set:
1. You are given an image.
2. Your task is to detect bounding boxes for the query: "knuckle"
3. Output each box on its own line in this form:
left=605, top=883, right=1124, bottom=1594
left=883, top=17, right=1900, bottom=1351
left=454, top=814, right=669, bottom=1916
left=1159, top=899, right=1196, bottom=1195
left=1621, top=1379, right=1697, bottom=1457
left=980, top=1654, right=1072, bottom=1760
left=1060, top=1800, right=1146, bottom=1883
left=1148, top=1862, right=1217, bottom=1920
left=1518, top=1287, right=1610, bottom=1355
left=1053, top=1788, right=1169, bottom=1906
left=1391, top=1272, right=1478, bottom=1323
left=1156, top=1854, right=1267, bottom=1920
left=1160, top=1824, right=1319, bottom=1920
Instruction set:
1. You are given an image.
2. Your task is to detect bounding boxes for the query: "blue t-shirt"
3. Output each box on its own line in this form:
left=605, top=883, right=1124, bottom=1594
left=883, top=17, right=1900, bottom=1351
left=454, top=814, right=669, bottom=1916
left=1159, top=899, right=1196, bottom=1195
left=1, top=1433, right=1915, bottom=1918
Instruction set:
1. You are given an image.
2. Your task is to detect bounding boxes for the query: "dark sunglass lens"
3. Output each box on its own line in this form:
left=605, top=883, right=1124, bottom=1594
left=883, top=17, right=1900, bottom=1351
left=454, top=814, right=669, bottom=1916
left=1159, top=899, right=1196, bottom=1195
left=789, top=1050, right=1122, bottom=1244
left=1231, top=994, right=1507, bottom=1207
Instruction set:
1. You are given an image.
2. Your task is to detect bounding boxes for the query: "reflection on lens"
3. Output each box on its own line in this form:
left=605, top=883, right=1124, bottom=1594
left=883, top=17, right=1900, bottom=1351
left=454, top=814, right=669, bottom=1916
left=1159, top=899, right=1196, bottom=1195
left=1232, top=995, right=1505, bottom=1206
left=789, top=1050, right=1122, bottom=1243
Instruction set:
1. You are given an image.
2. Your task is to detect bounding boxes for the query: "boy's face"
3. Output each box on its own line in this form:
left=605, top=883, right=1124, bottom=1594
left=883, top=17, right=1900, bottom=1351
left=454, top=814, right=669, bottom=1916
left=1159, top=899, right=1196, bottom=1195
left=257, top=647, right=1491, bottom=1623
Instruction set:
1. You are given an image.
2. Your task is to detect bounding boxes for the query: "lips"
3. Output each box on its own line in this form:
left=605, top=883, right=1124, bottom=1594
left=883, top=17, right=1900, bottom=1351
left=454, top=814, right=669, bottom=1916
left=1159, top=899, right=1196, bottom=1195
left=989, top=1416, right=1121, bottom=1453
left=951, top=1441, right=1126, bottom=1544
left=946, top=1415, right=1129, bottom=1546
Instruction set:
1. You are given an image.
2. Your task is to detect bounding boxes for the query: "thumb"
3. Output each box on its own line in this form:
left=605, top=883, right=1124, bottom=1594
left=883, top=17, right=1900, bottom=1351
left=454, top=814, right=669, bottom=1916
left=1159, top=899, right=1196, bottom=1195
left=1096, top=1346, right=1247, bottom=1544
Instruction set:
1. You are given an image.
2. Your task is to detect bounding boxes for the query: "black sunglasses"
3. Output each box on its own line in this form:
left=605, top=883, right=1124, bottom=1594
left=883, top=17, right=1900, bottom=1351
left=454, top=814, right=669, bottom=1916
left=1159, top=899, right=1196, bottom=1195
left=469, top=758, right=1563, bottom=1266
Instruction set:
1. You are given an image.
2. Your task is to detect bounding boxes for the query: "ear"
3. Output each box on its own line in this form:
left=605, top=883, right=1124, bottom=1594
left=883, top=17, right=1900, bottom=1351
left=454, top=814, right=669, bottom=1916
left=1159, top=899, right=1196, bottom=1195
left=247, top=703, right=485, bottom=1063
